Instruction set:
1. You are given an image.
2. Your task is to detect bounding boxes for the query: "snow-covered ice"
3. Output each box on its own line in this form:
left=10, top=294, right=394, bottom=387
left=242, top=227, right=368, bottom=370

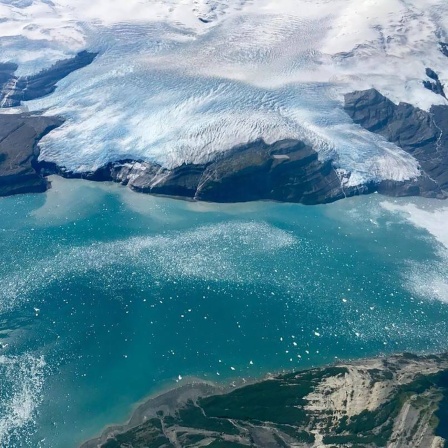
left=1, top=0, right=448, bottom=185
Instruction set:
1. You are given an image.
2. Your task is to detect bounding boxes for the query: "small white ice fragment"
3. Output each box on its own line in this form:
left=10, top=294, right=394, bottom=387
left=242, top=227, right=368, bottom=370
left=178, top=375, right=182, bottom=381
left=314, top=332, right=320, bottom=337
left=230, top=366, right=235, bottom=371
left=249, top=360, right=253, bottom=365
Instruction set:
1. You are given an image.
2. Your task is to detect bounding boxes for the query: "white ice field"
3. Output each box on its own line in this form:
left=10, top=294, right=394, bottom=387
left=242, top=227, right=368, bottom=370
left=1, top=0, right=448, bottom=186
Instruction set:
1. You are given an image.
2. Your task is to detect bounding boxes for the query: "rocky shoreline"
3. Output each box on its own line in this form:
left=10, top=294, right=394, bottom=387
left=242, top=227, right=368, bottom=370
left=81, top=352, right=448, bottom=448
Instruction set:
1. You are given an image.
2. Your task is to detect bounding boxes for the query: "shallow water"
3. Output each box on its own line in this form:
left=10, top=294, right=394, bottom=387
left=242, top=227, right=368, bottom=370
left=0, top=177, right=448, bottom=447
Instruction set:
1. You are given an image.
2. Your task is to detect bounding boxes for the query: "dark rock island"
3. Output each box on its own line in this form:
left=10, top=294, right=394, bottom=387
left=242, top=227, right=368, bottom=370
left=423, top=68, right=446, bottom=98
left=81, top=353, right=448, bottom=448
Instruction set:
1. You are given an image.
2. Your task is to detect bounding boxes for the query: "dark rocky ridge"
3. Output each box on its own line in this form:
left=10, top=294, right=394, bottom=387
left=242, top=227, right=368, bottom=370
left=40, top=139, right=369, bottom=205
left=0, top=50, right=97, bottom=108
left=344, top=88, right=448, bottom=198
left=0, top=114, right=63, bottom=196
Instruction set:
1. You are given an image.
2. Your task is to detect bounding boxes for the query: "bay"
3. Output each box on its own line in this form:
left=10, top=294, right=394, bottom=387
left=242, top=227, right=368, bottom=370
left=0, top=176, right=447, bottom=447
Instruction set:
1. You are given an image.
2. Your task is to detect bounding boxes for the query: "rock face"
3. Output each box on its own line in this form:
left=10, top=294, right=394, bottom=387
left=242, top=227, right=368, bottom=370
left=344, top=88, right=448, bottom=198
left=0, top=51, right=97, bottom=108
left=81, top=353, right=448, bottom=448
left=43, top=139, right=353, bottom=205
left=195, top=139, right=344, bottom=204
left=0, top=114, right=63, bottom=196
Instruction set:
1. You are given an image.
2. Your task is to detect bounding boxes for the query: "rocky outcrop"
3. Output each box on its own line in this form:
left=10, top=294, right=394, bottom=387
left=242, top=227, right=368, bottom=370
left=423, top=68, right=446, bottom=98
left=0, top=51, right=97, bottom=108
left=81, top=353, right=448, bottom=448
left=42, top=139, right=358, bottom=205
left=0, top=114, right=63, bottom=196
left=344, top=88, right=448, bottom=198
left=440, top=42, right=448, bottom=58
left=195, top=139, right=345, bottom=204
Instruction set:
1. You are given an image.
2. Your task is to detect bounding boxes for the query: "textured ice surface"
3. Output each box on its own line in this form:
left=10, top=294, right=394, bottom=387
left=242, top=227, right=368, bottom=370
left=1, top=0, right=448, bottom=184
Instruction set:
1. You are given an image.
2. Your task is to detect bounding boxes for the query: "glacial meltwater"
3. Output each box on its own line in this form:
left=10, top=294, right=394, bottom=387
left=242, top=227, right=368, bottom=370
left=1, top=177, right=448, bottom=447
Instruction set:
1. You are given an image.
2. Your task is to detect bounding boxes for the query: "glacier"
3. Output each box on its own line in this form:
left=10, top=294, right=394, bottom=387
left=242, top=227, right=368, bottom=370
left=1, top=0, right=448, bottom=186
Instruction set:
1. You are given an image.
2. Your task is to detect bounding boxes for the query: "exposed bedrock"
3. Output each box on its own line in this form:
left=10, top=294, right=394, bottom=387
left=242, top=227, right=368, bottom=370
left=41, top=139, right=365, bottom=205
left=423, top=67, right=446, bottom=98
left=440, top=42, right=448, bottom=58
left=344, top=88, right=448, bottom=199
left=0, top=114, right=63, bottom=196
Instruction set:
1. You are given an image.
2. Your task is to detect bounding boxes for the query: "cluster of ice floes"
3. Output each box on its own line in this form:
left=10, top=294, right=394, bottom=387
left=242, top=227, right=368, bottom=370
left=1, top=0, right=448, bottom=184
left=0, top=220, right=297, bottom=314
left=0, top=353, right=46, bottom=447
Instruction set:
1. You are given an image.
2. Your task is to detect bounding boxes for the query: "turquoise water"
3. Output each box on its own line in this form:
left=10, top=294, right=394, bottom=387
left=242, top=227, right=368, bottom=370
left=1, top=177, right=448, bottom=447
